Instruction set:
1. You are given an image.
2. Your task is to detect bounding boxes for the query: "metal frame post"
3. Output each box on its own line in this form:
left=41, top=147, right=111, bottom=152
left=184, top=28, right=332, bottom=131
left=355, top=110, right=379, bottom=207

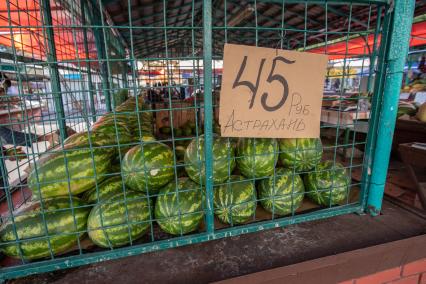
left=203, top=0, right=214, bottom=234
left=87, top=1, right=112, bottom=112
left=366, top=0, right=415, bottom=215
left=40, top=0, right=68, bottom=141
left=81, top=0, right=97, bottom=123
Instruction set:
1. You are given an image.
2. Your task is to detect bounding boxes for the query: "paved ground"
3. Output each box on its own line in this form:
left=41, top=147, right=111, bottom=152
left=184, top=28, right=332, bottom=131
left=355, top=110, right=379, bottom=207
left=10, top=200, right=426, bottom=284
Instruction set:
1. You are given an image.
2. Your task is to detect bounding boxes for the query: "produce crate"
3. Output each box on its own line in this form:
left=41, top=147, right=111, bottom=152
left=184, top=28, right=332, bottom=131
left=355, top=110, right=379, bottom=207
left=0, top=0, right=416, bottom=280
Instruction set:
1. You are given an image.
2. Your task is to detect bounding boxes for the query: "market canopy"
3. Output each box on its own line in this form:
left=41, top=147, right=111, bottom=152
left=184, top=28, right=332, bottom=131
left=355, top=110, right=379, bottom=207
left=307, top=20, right=426, bottom=59
left=0, top=0, right=425, bottom=64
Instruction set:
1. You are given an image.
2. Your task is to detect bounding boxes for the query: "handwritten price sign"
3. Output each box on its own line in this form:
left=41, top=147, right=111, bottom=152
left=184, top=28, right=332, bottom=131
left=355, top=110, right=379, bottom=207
left=219, top=44, right=328, bottom=138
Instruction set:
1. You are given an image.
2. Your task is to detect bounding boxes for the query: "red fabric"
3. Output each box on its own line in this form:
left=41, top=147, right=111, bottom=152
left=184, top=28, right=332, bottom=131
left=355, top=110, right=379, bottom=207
left=0, top=1, right=425, bottom=62
left=0, top=0, right=97, bottom=62
left=309, top=21, right=426, bottom=59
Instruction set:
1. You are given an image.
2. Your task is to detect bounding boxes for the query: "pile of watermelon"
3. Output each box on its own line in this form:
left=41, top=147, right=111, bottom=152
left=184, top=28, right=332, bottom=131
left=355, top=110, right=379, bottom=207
left=0, top=92, right=352, bottom=260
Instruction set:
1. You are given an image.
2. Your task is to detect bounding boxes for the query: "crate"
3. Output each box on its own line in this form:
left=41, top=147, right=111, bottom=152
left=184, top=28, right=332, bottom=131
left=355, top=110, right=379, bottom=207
left=0, top=0, right=416, bottom=280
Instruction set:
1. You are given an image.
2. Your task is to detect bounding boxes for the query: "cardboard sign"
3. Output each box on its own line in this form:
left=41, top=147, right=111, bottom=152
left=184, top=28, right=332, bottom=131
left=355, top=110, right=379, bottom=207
left=219, top=44, right=328, bottom=138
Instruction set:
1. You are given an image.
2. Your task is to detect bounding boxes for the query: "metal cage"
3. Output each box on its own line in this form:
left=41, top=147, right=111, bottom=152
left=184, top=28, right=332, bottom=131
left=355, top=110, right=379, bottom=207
left=0, top=0, right=416, bottom=280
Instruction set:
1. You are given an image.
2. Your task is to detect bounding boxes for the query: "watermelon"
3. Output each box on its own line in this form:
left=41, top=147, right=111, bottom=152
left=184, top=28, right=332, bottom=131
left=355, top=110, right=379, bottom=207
left=279, top=138, right=323, bottom=171
left=28, top=141, right=114, bottom=199
left=122, top=141, right=175, bottom=194
left=175, top=145, right=186, bottom=161
left=114, top=96, right=154, bottom=137
left=183, top=126, right=192, bottom=136
left=82, top=176, right=127, bottom=204
left=175, top=128, right=183, bottom=137
left=236, top=138, right=278, bottom=178
left=112, top=89, right=129, bottom=107
left=87, top=191, right=151, bottom=248
left=304, top=161, right=350, bottom=206
left=213, top=175, right=256, bottom=224
left=159, top=126, right=172, bottom=135
left=0, top=197, right=89, bottom=260
left=155, top=178, right=204, bottom=235
left=64, top=131, right=111, bottom=149
left=92, top=115, right=134, bottom=146
left=184, top=134, right=235, bottom=185
left=258, top=168, right=305, bottom=216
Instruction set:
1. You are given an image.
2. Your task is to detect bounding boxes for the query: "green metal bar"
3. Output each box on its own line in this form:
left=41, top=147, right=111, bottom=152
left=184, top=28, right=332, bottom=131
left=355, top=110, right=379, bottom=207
left=360, top=2, right=392, bottom=211
left=366, top=0, right=415, bottom=216
left=366, top=6, right=383, bottom=93
left=40, top=0, right=67, bottom=141
left=88, top=0, right=112, bottom=112
left=203, top=0, right=214, bottom=234
left=81, top=0, right=97, bottom=123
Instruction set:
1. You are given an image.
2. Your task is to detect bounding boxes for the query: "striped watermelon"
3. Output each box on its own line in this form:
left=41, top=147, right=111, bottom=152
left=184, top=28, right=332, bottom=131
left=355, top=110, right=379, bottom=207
left=0, top=197, right=89, bottom=260
left=236, top=138, right=278, bottom=178
left=258, top=168, right=305, bottom=216
left=28, top=141, right=114, bottom=200
left=92, top=116, right=134, bottom=147
left=115, top=97, right=154, bottom=136
left=82, top=176, right=127, bottom=204
left=155, top=178, right=204, bottom=235
left=122, top=142, right=175, bottom=194
left=184, top=135, right=235, bottom=185
left=304, top=161, right=350, bottom=206
left=279, top=138, right=323, bottom=171
left=87, top=191, right=152, bottom=248
left=214, top=175, right=256, bottom=224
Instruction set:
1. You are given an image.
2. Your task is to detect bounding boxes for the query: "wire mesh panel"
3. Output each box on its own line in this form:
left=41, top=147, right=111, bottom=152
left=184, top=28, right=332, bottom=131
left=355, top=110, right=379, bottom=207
left=0, top=0, right=416, bottom=280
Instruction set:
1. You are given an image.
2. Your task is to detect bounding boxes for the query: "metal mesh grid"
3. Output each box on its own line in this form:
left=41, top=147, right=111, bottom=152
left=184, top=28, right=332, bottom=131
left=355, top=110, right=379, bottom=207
left=0, top=0, right=416, bottom=280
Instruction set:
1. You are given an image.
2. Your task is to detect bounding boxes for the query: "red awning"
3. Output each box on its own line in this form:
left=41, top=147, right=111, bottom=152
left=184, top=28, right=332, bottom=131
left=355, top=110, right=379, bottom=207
left=0, top=0, right=97, bottom=63
left=308, top=21, right=426, bottom=60
left=138, top=70, right=162, bottom=76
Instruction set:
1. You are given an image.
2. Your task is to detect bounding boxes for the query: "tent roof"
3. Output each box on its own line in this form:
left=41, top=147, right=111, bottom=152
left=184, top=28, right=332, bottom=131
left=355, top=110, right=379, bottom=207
left=0, top=0, right=425, bottom=64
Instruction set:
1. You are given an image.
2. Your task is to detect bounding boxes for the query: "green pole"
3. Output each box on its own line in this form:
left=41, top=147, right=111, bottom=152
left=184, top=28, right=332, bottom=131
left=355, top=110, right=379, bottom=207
left=81, top=0, right=97, bottom=123
left=366, top=6, right=382, bottom=93
left=88, top=1, right=112, bottom=112
left=366, top=0, right=415, bottom=216
left=203, top=0, right=214, bottom=234
left=41, top=0, right=67, bottom=141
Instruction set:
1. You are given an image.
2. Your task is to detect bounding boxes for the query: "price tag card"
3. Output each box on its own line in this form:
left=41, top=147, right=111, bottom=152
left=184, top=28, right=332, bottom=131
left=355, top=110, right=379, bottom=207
left=220, top=43, right=328, bottom=138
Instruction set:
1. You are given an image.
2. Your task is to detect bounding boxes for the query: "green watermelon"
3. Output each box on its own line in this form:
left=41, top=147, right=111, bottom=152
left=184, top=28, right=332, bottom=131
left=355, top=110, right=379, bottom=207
left=304, top=161, right=350, bottom=206
left=175, top=128, right=183, bottom=137
left=155, top=178, right=204, bottom=235
left=82, top=176, right=127, bottom=204
left=159, top=126, right=172, bottom=135
left=0, top=197, right=89, bottom=260
left=122, top=141, right=175, bottom=194
left=64, top=131, right=111, bottom=148
left=184, top=135, right=235, bottom=185
left=112, top=89, right=129, bottom=107
left=28, top=141, right=114, bottom=199
left=183, top=126, right=192, bottom=136
left=92, top=115, right=134, bottom=147
left=214, top=175, right=256, bottom=224
left=87, top=191, right=151, bottom=248
left=236, top=138, right=278, bottom=178
left=258, top=168, right=305, bottom=216
left=175, top=145, right=186, bottom=161
left=114, top=96, right=154, bottom=137
left=279, top=138, right=323, bottom=171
